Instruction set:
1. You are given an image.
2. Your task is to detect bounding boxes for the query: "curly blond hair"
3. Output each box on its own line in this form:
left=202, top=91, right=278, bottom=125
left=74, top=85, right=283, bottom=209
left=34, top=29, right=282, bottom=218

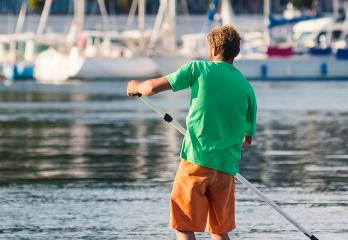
left=207, top=25, right=241, bottom=60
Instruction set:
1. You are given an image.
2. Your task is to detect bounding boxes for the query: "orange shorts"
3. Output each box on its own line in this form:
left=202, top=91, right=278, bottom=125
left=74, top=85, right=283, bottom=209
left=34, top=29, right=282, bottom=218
left=170, top=160, right=236, bottom=234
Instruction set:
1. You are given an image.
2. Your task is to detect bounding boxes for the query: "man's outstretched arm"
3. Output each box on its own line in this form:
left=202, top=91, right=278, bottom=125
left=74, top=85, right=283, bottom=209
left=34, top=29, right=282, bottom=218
left=127, top=77, right=172, bottom=97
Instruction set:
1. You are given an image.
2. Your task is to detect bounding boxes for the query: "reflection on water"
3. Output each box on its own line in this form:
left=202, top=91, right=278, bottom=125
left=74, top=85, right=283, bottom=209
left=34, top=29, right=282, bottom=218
left=0, top=81, right=347, bottom=239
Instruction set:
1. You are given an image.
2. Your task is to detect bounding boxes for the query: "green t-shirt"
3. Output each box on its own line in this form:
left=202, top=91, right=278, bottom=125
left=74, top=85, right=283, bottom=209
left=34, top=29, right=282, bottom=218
left=167, top=60, right=257, bottom=176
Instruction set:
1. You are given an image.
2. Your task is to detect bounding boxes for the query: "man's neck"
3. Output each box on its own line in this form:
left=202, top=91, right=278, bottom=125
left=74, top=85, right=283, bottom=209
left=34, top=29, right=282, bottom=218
left=212, top=56, right=234, bottom=64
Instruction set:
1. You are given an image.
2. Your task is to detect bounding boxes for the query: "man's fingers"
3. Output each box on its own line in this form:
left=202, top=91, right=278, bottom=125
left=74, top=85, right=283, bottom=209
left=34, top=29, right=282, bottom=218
left=127, top=89, right=138, bottom=97
left=242, top=140, right=251, bottom=149
left=127, top=80, right=140, bottom=97
left=127, top=81, right=135, bottom=97
left=127, top=90, right=135, bottom=97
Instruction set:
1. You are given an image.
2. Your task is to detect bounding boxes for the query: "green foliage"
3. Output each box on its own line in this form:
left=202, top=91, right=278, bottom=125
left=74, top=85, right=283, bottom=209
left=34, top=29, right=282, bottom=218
left=292, top=0, right=314, bottom=9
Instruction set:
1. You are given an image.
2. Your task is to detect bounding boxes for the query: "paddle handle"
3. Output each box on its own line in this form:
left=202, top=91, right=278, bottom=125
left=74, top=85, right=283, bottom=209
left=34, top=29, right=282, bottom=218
left=139, top=95, right=186, bottom=135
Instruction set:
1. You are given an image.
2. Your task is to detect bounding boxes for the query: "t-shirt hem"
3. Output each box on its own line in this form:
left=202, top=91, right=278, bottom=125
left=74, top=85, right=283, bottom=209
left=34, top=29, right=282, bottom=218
left=166, top=73, right=177, bottom=92
left=180, top=157, right=238, bottom=176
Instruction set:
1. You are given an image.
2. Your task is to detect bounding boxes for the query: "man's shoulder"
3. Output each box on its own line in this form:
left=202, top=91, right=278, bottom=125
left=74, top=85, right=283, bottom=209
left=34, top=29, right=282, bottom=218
left=187, top=60, right=213, bottom=68
left=231, top=65, right=255, bottom=92
left=179, top=60, right=211, bottom=75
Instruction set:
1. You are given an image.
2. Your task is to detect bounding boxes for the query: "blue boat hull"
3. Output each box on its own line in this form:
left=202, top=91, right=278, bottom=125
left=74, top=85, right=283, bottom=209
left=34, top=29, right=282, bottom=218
left=3, top=63, right=34, bottom=80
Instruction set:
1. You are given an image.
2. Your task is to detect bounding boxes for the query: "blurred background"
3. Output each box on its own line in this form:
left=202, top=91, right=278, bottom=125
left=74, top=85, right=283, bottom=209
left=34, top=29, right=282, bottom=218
left=0, top=1, right=347, bottom=239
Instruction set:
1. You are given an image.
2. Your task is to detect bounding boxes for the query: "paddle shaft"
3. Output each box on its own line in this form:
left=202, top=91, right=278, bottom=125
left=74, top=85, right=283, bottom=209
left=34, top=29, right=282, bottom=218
left=137, top=95, right=319, bottom=240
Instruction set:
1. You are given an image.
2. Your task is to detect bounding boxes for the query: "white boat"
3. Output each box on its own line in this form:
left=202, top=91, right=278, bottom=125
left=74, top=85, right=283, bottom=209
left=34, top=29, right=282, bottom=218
left=34, top=0, right=348, bottom=81
left=2, top=0, right=66, bottom=81
left=1, top=0, right=36, bottom=80
left=75, top=57, right=160, bottom=79
left=75, top=29, right=160, bottom=79
left=235, top=54, right=348, bottom=80
left=35, top=0, right=208, bottom=80
left=236, top=0, right=348, bottom=80
left=34, top=0, right=160, bottom=82
left=176, top=0, right=348, bottom=81
left=34, top=47, right=83, bottom=83
left=2, top=33, right=35, bottom=80
left=35, top=30, right=160, bottom=82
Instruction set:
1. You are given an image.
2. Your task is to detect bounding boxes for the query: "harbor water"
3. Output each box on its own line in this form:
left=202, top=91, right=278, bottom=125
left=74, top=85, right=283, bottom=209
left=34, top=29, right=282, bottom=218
left=0, top=80, right=347, bottom=239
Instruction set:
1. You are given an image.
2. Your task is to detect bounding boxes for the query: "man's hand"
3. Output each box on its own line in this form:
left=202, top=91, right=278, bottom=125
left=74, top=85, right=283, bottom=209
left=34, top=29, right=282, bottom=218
left=127, top=80, right=141, bottom=97
left=242, top=136, right=252, bottom=149
left=126, top=77, right=172, bottom=97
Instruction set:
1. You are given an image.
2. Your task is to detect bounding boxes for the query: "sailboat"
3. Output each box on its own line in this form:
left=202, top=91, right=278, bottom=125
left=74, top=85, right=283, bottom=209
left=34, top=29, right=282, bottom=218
left=150, top=0, right=236, bottom=74
left=34, top=0, right=348, bottom=81
left=234, top=0, right=348, bottom=80
left=147, top=0, right=192, bottom=74
left=34, top=0, right=160, bottom=82
left=177, top=0, right=348, bottom=80
left=2, top=0, right=65, bottom=80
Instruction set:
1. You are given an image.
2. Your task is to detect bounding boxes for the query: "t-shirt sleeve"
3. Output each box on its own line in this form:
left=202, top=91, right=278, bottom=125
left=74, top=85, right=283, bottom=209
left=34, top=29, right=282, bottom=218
left=166, top=62, right=195, bottom=92
left=245, top=88, right=257, bottom=136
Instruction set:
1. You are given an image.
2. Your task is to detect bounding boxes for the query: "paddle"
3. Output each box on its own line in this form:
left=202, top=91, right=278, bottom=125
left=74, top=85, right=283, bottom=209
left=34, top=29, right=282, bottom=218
left=136, top=94, right=319, bottom=240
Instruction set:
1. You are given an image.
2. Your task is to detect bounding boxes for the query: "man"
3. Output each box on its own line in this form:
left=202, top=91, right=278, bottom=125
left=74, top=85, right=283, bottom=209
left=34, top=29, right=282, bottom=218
left=127, top=25, right=257, bottom=240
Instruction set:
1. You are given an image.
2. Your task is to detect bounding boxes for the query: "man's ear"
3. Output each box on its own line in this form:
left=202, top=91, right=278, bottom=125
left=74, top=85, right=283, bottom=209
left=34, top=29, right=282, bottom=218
left=212, top=46, right=219, bottom=57
left=233, top=48, right=240, bottom=58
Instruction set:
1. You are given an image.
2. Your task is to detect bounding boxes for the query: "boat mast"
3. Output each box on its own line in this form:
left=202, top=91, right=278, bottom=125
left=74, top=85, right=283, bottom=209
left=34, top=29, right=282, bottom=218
left=36, top=0, right=53, bottom=34
left=263, top=0, right=271, bottom=46
left=148, top=0, right=168, bottom=51
left=15, top=0, right=27, bottom=34
left=124, top=0, right=146, bottom=32
left=138, top=0, right=146, bottom=48
left=97, top=0, right=110, bottom=31
left=333, top=0, right=340, bottom=18
left=220, top=0, right=235, bottom=25
left=71, top=0, right=85, bottom=36
left=10, top=0, right=27, bottom=62
left=343, top=0, right=348, bottom=23
left=75, top=0, right=85, bottom=31
left=147, top=0, right=177, bottom=52
left=66, top=0, right=85, bottom=45
left=138, top=0, right=145, bottom=32
left=125, top=0, right=138, bottom=30
left=165, top=0, right=176, bottom=51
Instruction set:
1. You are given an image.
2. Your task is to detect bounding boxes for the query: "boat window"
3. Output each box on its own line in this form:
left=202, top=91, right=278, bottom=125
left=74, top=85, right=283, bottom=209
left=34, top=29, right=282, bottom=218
left=91, top=36, right=101, bottom=45
left=3, top=42, right=10, bottom=51
left=16, top=41, right=26, bottom=55
left=332, top=30, right=342, bottom=41
left=110, top=39, right=126, bottom=46
left=36, top=44, right=50, bottom=53
left=316, top=31, right=327, bottom=45
left=297, top=32, right=312, bottom=45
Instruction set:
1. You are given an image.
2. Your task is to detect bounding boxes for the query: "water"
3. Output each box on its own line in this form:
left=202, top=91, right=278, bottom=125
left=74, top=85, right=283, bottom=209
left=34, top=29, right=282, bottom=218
left=0, top=80, right=347, bottom=240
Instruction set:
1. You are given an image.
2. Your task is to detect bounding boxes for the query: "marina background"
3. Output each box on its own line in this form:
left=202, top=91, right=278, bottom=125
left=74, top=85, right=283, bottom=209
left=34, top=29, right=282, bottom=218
left=0, top=0, right=348, bottom=239
left=0, top=0, right=341, bottom=35
left=0, top=0, right=339, bottom=15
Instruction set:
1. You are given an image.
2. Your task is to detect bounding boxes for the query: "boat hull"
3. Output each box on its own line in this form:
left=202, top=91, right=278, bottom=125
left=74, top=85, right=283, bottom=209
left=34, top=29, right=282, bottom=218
left=34, top=48, right=82, bottom=83
left=35, top=48, right=161, bottom=82
left=35, top=48, right=348, bottom=82
left=73, top=57, right=161, bottom=79
left=235, top=56, right=348, bottom=81
left=2, top=62, right=33, bottom=80
left=153, top=55, right=348, bottom=81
